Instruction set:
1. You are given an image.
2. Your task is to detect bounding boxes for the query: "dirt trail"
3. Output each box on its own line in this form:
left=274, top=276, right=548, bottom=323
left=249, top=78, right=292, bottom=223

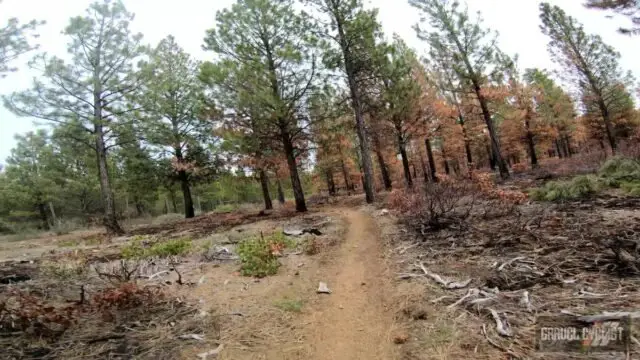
left=304, top=208, right=397, bottom=360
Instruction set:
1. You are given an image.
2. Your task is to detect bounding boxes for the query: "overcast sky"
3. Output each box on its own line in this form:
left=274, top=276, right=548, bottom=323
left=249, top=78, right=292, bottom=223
left=0, top=0, right=637, bottom=163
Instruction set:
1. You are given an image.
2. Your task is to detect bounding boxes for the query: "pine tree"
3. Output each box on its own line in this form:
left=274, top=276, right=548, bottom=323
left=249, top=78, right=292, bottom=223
left=539, top=2, right=636, bottom=154
left=305, top=0, right=386, bottom=203
left=202, top=0, right=321, bottom=212
left=410, top=0, right=511, bottom=179
left=0, top=0, right=44, bottom=77
left=4, top=0, right=146, bottom=234
left=138, top=36, right=212, bottom=218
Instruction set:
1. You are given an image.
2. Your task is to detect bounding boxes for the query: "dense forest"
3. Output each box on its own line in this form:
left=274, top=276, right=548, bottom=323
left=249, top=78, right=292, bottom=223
left=0, top=0, right=638, bottom=236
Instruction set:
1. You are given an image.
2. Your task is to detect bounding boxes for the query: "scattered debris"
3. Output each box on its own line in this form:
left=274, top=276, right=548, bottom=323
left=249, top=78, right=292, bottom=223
left=197, top=344, right=224, bottom=359
left=178, top=334, right=205, bottom=341
left=284, top=227, right=323, bottom=236
left=317, top=282, right=331, bottom=294
left=379, top=209, right=390, bottom=216
left=416, top=263, right=471, bottom=289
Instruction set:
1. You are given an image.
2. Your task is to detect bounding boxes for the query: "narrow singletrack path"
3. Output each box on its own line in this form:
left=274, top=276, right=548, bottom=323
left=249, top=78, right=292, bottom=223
left=304, top=208, right=397, bottom=360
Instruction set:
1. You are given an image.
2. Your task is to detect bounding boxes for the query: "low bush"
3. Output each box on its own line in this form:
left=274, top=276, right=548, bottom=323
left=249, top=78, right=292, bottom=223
left=531, top=157, right=640, bottom=202
left=121, top=237, right=192, bottom=259
left=237, top=231, right=293, bottom=277
left=530, top=175, right=602, bottom=201
left=598, top=156, right=640, bottom=182
left=148, top=238, right=192, bottom=257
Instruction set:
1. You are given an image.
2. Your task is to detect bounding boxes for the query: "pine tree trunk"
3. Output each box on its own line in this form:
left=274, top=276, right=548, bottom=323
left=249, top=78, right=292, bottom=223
left=258, top=168, right=273, bottom=210
left=486, top=143, right=496, bottom=169
left=94, top=126, right=124, bottom=235
left=178, top=170, right=195, bottom=218
left=398, top=136, right=413, bottom=187
left=375, top=150, right=392, bottom=190
left=281, top=128, right=307, bottom=212
left=276, top=178, right=286, bottom=204
left=340, top=158, right=352, bottom=192
left=37, top=202, right=50, bottom=231
left=475, top=88, right=509, bottom=178
left=556, top=139, right=564, bottom=159
left=525, top=120, right=538, bottom=168
left=563, top=135, right=572, bottom=157
left=169, top=191, right=178, bottom=213
left=425, top=137, right=438, bottom=182
left=49, top=202, right=57, bottom=227
left=460, top=118, right=473, bottom=166
left=325, top=169, right=336, bottom=195
left=335, top=12, right=375, bottom=203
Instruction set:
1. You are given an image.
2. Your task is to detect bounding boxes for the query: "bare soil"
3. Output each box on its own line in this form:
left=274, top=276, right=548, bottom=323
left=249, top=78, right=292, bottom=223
left=1, top=206, right=400, bottom=360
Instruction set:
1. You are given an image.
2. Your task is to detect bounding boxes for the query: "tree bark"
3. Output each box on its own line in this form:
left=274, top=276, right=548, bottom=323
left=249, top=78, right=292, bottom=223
left=555, top=139, right=564, bottom=158
left=425, top=137, right=438, bottom=182
left=276, top=178, right=286, bottom=204
left=333, top=7, right=375, bottom=203
left=476, top=91, right=509, bottom=178
left=524, top=117, right=538, bottom=168
left=178, top=170, right=195, bottom=218
left=459, top=117, right=473, bottom=166
left=563, top=135, right=572, bottom=157
left=281, top=129, right=307, bottom=212
left=340, top=158, right=352, bottom=192
left=375, top=149, right=392, bottom=190
left=486, top=143, right=496, bottom=169
left=94, top=127, right=124, bottom=235
left=49, top=202, right=57, bottom=227
left=37, top=202, right=50, bottom=230
left=398, top=134, right=413, bottom=187
left=258, top=168, right=273, bottom=210
left=325, top=169, right=336, bottom=195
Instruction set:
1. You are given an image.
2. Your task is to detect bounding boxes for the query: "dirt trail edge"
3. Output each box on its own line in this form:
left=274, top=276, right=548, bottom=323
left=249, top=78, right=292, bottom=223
left=305, top=208, right=398, bottom=360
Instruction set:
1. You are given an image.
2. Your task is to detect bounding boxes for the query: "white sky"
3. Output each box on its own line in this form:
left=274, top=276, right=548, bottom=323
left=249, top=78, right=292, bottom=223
left=0, top=0, right=637, bottom=163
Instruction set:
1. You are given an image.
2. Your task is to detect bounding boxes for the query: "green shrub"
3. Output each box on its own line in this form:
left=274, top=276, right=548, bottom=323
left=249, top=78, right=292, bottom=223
left=121, top=238, right=147, bottom=259
left=148, top=238, right=192, bottom=257
left=530, top=175, right=602, bottom=202
left=274, top=298, right=304, bottom=313
left=120, top=236, right=192, bottom=259
left=598, top=157, right=640, bottom=182
left=237, top=233, right=283, bottom=277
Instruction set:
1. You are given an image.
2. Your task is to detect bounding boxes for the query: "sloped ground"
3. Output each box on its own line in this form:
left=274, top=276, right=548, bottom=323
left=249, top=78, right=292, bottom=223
left=1, top=206, right=404, bottom=360
left=375, top=193, right=640, bottom=359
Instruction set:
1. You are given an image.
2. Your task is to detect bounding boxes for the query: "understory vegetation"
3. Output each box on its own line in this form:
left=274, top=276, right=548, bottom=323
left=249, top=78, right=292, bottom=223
left=531, top=157, right=640, bottom=201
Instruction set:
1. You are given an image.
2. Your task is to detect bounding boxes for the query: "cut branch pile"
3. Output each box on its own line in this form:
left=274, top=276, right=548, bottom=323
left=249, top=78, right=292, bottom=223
left=396, top=195, right=640, bottom=358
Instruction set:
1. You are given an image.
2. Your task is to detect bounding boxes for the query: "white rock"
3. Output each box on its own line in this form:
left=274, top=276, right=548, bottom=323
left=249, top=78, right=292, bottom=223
left=317, top=282, right=331, bottom=294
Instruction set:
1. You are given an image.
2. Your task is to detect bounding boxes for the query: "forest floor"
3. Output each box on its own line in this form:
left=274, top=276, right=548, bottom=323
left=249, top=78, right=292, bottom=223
left=2, top=171, right=640, bottom=359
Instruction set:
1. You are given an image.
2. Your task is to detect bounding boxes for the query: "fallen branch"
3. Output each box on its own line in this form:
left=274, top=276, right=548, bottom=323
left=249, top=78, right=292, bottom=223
left=520, top=291, right=533, bottom=312
left=577, top=311, right=640, bottom=323
left=489, top=308, right=513, bottom=337
left=197, top=344, right=224, bottom=359
left=417, top=263, right=472, bottom=289
left=447, top=288, right=479, bottom=309
left=498, top=257, right=526, bottom=271
left=481, top=324, right=521, bottom=359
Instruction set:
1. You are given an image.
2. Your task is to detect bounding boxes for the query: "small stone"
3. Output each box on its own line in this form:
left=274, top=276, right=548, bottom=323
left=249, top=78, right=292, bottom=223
left=361, top=282, right=366, bottom=286
left=317, top=282, right=331, bottom=294
left=393, top=333, right=409, bottom=344
left=294, top=271, right=300, bottom=276
left=339, top=305, right=344, bottom=309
